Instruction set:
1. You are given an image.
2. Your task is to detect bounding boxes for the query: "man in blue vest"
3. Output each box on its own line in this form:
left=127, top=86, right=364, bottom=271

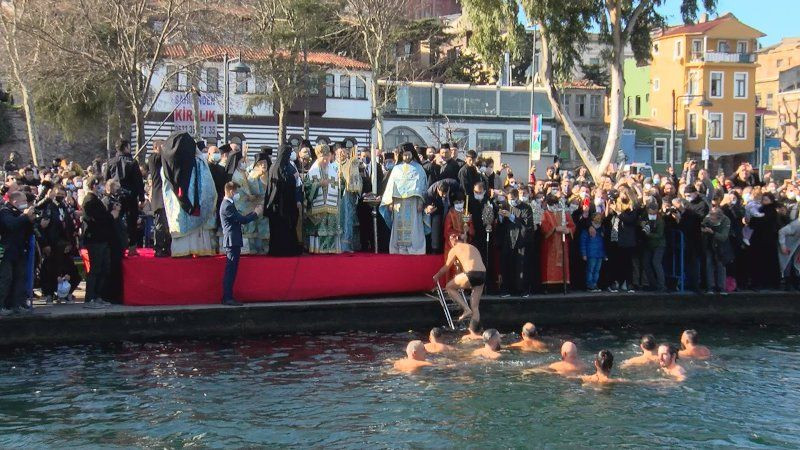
left=220, top=181, right=262, bottom=306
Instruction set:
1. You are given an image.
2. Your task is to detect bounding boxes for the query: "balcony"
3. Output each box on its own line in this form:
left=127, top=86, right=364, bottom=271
left=690, top=51, right=755, bottom=64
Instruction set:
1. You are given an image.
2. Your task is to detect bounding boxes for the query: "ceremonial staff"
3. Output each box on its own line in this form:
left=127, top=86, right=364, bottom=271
left=559, top=197, right=567, bottom=295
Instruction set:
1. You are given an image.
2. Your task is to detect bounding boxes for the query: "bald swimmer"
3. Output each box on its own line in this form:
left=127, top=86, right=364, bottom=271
left=508, top=323, right=547, bottom=352
left=678, top=329, right=712, bottom=360
left=620, top=334, right=659, bottom=368
left=393, top=340, right=433, bottom=373
left=425, top=327, right=455, bottom=354
left=472, top=329, right=502, bottom=360
left=658, top=344, right=687, bottom=382
left=581, top=350, right=627, bottom=385
left=524, top=341, right=586, bottom=376
left=461, top=319, right=484, bottom=342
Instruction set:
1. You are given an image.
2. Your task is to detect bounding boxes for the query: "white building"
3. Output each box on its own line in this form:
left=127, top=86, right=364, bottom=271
left=138, top=44, right=374, bottom=154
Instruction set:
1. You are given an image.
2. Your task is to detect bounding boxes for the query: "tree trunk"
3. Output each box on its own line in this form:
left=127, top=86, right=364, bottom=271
left=191, top=87, right=202, bottom=140
left=278, top=98, right=287, bottom=148
left=18, top=85, right=41, bottom=167
left=133, top=110, right=145, bottom=160
left=371, top=81, right=384, bottom=150
left=601, top=0, right=625, bottom=176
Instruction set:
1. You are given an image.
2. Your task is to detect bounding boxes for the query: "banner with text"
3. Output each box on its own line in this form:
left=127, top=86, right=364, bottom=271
left=530, top=113, right=543, bottom=161
left=172, top=93, right=219, bottom=139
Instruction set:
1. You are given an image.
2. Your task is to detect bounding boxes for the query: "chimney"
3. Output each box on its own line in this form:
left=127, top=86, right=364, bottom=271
left=699, top=13, right=708, bottom=23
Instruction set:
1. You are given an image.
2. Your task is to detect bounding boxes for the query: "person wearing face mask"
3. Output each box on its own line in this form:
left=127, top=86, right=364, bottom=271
left=0, top=191, right=36, bottom=315
left=103, top=139, right=145, bottom=257
left=442, top=193, right=475, bottom=281
left=148, top=140, right=171, bottom=257
left=220, top=181, right=263, bottom=306
left=496, top=189, right=534, bottom=297
left=36, top=185, right=80, bottom=303
left=246, top=150, right=273, bottom=254
left=678, top=185, right=710, bottom=293
left=265, top=145, right=303, bottom=257
left=640, top=203, right=666, bottom=292
left=468, top=181, right=493, bottom=273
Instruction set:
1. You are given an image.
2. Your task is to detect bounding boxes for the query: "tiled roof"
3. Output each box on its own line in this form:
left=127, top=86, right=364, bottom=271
left=562, top=79, right=606, bottom=90
left=163, top=44, right=370, bottom=71
left=659, top=13, right=734, bottom=37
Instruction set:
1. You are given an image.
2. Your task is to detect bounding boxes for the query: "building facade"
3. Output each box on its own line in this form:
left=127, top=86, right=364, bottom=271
left=755, top=37, right=800, bottom=131
left=649, top=13, right=763, bottom=171
left=137, top=45, right=373, bottom=155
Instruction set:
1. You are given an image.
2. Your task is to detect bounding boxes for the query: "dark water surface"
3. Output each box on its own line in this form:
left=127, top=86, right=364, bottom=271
left=1, top=325, right=799, bottom=448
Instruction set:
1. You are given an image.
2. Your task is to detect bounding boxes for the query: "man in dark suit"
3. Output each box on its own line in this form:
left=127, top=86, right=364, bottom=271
left=104, top=139, right=145, bottom=256
left=220, top=181, right=262, bottom=306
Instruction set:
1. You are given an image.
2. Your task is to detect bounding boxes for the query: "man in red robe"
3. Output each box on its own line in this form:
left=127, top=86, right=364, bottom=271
left=443, top=193, right=474, bottom=281
left=540, top=195, right=576, bottom=290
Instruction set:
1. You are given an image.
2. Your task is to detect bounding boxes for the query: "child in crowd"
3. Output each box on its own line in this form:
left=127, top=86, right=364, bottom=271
left=580, top=212, right=606, bottom=293
left=742, top=186, right=763, bottom=246
left=56, top=275, right=72, bottom=304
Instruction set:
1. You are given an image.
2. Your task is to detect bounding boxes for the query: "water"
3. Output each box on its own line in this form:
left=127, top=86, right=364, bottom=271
left=1, top=325, right=799, bottom=448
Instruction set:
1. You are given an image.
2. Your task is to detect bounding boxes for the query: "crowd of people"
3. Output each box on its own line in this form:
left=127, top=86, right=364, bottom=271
left=2, top=132, right=800, bottom=312
left=393, top=322, right=712, bottom=385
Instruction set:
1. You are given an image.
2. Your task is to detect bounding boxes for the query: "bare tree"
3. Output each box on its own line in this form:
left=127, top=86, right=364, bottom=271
left=424, top=114, right=465, bottom=149
left=778, top=96, right=800, bottom=153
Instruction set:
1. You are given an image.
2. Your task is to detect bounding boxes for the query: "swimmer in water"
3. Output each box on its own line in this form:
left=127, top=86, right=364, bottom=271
left=581, top=350, right=627, bottom=384
left=461, top=319, right=484, bottom=342
left=472, top=329, right=502, bottom=360
left=524, top=341, right=586, bottom=376
left=424, top=327, right=455, bottom=354
left=393, top=340, right=433, bottom=373
left=508, top=322, right=547, bottom=352
left=620, top=334, right=659, bottom=368
left=658, top=343, right=686, bottom=381
left=678, top=329, right=712, bottom=360
left=433, top=234, right=487, bottom=322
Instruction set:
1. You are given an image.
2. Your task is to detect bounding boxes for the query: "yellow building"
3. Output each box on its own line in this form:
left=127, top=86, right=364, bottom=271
left=755, top=37, right=800, bottom=130
left=649, top=13, right=764, bottom=170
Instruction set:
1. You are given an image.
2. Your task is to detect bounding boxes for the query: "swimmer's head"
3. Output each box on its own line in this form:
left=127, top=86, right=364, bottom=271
left=406, top=340, right=427, bottom=361
left=658, top=343, right=678, bottom=368
left=430, top=327, right=444, bottom=342
left=595, top=349, right=614, bottom=375
left=448, top=233, right=462, bottom=246
left=561, top=341, right=578, bottom=361
left=640, top=334, right=656, bottom=352
left=468, top=319, right=482, bottom=335
left=522, top=322, right=538, bottom=339
left=482, top=329, right=501, bottom=350
left=681, top=329, right=698, bottom=348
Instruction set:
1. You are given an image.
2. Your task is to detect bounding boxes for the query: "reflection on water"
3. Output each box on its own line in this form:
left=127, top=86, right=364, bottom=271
left=0, top=326, right=799, bottom=447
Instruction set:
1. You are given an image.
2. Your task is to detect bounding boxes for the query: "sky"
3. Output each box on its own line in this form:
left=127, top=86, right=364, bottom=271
left=657, top=0, right=796, bottom=47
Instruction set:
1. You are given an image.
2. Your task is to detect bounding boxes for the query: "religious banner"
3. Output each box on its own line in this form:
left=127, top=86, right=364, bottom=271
left=530, top=113, right=543, bottom=161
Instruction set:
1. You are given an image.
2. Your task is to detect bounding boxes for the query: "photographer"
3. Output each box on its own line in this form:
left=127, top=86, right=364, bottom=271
left=100, top=178, right=127, bottom=303
left=103, top=139, right=145, bottom=257
left=36, top=185, right=81, bottom=303
left=0, top=191, right=36, bottom=315
left=678, top=185, right=710, bottom=293
left=81, top=177, right=116, bottom=308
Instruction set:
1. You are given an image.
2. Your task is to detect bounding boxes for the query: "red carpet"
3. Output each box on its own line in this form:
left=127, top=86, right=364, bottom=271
left=83, top=249, right=442, bottom=306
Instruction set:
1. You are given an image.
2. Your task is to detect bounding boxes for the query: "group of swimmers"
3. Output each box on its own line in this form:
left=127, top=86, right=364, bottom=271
left=393, top=321, right=712, bottom=384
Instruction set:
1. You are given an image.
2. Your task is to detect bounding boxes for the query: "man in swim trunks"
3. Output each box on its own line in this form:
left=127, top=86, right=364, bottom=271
left=525, top=341, right=586, bottom=376
left=393, top=340, right=434, bottom=373
left=509, top=322, right=547, bottom=352
left=434, top=234, right=487, bottom=322
left=581, top=350, right=627, bottom=384
left=472, top=329, right=502, bottom=360
left=620, top=334, right=659, bottom=368
left=424, top=327, right=455, bottom=354
left=658, top=343, right=687, bottom=381
left=678, top=329, right=712, bottom=360
left=461, top=319, right=484, bottom=342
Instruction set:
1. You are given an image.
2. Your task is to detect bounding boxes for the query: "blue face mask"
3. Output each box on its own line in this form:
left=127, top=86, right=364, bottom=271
left=232, top=192, right=241, bottom=202
left=386, top=162, right=395, bottom=171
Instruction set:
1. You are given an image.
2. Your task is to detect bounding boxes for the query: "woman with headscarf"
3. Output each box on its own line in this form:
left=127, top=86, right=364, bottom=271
left=303, top=144, right=342, bottom=253
left=225, top=146, right=256, bottom=253
left=265, top=145, right=302, bottom=256
left=160, top=132, right=218, bottom=257
left=246, top=149, right=272, bottom=254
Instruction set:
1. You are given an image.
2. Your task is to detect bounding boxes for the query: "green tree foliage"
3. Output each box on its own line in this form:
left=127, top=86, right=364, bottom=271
left=580, top=63, right=610, bottom=88
left=33, top=79, right=114, bottom=142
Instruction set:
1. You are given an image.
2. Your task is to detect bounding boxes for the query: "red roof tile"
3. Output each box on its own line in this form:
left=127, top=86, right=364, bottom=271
left=163, top=44, right=370, bottom=71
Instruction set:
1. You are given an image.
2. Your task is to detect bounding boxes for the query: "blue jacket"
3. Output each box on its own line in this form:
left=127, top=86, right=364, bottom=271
left=219, top=197, right=257, bottom=249
left=580, top=225, right=606, bottom=259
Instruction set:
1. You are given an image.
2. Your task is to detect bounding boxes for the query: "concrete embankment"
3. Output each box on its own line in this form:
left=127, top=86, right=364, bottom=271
left=1, top=291, right=798, bottom=347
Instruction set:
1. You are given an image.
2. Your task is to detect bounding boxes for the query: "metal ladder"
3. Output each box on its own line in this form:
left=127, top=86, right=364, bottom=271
left=433, top=278, right=469, bottom=330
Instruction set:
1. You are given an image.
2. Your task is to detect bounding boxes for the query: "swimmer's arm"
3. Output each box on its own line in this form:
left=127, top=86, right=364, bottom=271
left=434, top=248, right=458, bottom=279
left=522, top=366, right=553, bottom=375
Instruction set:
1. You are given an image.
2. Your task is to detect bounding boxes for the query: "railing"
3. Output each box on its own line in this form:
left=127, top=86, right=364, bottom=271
left=690, top=51, right=755, bottom=64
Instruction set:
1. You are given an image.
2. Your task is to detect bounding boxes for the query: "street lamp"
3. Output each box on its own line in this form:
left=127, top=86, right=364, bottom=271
left=671, top=89, right=713, bottom=168
left=222, top=52, right=251, bottom=145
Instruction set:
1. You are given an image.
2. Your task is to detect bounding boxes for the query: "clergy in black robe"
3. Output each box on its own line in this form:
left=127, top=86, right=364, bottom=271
left=264, top=145, right=302, bottom=256
left=147, top=142, right=171, bottom=256
left=434, top=144, right=460, bottom=182
left=458, top=150, right=482, bottom=196
left=207, top=145, right=228, bottom=233
left=497, top=189, right=534, bottom=296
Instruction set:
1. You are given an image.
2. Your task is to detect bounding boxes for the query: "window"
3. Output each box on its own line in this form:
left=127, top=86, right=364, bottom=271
left=576, top=94, right=586, bottom=117
left=653, top=43, right=660, bottom=54
left=733, top=112, right=747, bottom=139
left=235, top=71, right=248, bottom=94
left=708, top=112, right=723, bottom=140
left=476, top=130, right=505, bottom=152
left=737, top=41, right=748, bottom=54
left=589, top=57, right=600, bottom=65
left=687, top=70, right=699, bottom=95
left=777, top=59, right=784, bottom=68
left=513, top=130, right=530, bottom=153
left=325, top=74, right=335, bottom=97
left=654, top=138, right=668, bottom=163
left=206, top=68, right=219, bottom=93
left=339, top=75, right=351, bottom=98
left=674, top=40, right=682, bottom=59
left=385, top=126, right=425, bottom=149
left=734, top=72, right=748, bottom=98
left=674, top=138, right=683, bottom=163
left=254, top=76, right=268, bottom=95
left=590, top=95, right=601, bottom=118
left=541, top=131, right=552, bottom=155
left=645, top=93, right=650, bottom=102
left=692, top=39, right=702, bottom=55
left=767, top=93, right=774, bottom=110
left=653, top=78, right=660, bottom=91
left=688, top=112, right=698, bottom=139
left=559, top=135, right=572, bottom=160
left=710, top=72, right=723, bottom=98
left=756, top=93, right=762, bottom=106
left=561, top=93, right=571, bottom=112
left=626, top=96, right=631, bottom=116
left=717, top=40, right=729, bottom=53
left=652, top=108, right=657, bottom=118
left=451, top=129, right=469, bottom=149
left=355, top=78, right=367, bottom=99
left=635, top=96, right=641, bottom=116
left=590, top=136, right=601, bottom=154
left=165, top=65, right=178, bottom=91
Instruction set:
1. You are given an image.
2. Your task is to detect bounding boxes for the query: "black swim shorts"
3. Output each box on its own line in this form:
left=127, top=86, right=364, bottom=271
left=466, top=271, right=486, bottom=287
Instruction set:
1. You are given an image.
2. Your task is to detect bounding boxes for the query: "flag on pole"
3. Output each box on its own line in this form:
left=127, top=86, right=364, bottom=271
left=530, top=113, right=542, bottom=161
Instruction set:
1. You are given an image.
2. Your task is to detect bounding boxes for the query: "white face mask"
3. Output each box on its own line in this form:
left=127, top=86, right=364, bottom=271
left=496, top=195, right=505, bottom=203
left=648, top=214, right=657, bottom=221
left=454, top=202, right=464, bottom=212
left=644, top=183, right=652, bottom=191
left=521, top=196, right=529, bottom=203
left=743, top=193, right=752, bottom=203
left=17, top=202, right=28, bottom=210
left=474, top=192, right=485, bottom=201
left=653, top=177, right=661, bottom=185
left=788, top=192, right=797, bottom=200
left=509, top=199, right=519, bottom=207
left=232, top=192, right=241, bottom=202
left=290, top=151, right=298, bottom=162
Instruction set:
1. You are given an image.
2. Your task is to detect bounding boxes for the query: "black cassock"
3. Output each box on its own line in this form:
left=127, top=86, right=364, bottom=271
left=264, top=146, right=302, bottom=256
